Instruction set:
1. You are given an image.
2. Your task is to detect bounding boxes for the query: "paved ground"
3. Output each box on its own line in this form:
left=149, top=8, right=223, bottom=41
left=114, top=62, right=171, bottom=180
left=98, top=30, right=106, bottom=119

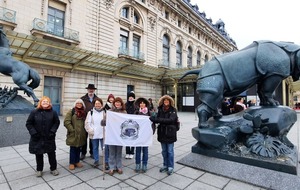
left=1, top=111, right=292, bottom=190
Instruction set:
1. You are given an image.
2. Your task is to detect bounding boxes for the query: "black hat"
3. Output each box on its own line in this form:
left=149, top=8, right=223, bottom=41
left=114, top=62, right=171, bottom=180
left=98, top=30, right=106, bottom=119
left=128, top=91, right=135, bottom=99
left=85, top=84, right=97, bottom=89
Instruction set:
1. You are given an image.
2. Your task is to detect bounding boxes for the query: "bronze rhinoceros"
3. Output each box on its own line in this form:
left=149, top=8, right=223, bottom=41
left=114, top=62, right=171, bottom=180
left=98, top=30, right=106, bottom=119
left=181, top=41, right=300, bottom=128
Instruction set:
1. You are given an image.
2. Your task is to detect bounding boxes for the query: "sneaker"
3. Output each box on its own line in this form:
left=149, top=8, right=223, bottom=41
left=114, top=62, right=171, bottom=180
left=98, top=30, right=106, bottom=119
left=159, top=167, right=168, bottom=173
left=75, top=162, right=83, bottom=168
left=125, top=154, right=129, bottom=159
left=129, top=154, right=134, bottom=159
left=36, top=171, right=42, bottom=177
left=167, top=168, right=174, bottom=175
left=135, top=164, right=140, bottom=173
left=69, top=164, right=75, bottom=170
left=80, top=154, right=86, bottom=160
left=93, top=161, right=99, bottom=168
left=50, top=170, right=59, bottom=176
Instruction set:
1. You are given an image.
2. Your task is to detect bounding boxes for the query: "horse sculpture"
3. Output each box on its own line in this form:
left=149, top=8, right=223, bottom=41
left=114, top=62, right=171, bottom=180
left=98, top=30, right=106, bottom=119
left=181, top=40, right=300, bottom=128
left=0, top=28, right=40, bottom=106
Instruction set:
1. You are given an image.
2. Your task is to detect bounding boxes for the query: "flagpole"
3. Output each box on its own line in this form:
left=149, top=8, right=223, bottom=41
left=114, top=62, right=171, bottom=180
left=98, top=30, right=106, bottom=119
left=103, top=125, right=106, bottom=180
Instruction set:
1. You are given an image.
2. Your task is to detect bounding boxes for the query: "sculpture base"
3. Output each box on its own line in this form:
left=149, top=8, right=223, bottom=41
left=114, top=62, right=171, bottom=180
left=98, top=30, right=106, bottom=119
left=192, top=142, right=298, bottom=175
left=177, top=152, right=300, bottom=190
left=0, top=95, right=34, bottom=147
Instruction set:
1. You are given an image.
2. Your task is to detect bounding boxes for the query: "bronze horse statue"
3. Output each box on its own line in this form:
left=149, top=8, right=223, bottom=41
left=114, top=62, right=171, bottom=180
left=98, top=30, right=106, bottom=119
left=0, top=28, right=40, bottom=106
left=181, top=41, right=300, bottom=128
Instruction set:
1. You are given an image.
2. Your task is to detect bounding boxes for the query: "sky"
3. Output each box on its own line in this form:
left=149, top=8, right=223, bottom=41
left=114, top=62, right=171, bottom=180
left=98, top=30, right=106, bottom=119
left=190, top=0, right=300, bottom=49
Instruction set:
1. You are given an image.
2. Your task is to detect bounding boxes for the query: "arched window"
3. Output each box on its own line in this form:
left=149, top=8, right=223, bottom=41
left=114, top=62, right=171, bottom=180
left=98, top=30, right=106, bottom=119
left=121, top=7, right=129, bottom=19
left=176, top=41, right=182, bottom=68
left=187, top=46, right=193, bottom=67
left=205, top=54, right=209, bottom=63
left=163, top=34, right=170, bottom=66
left=197, top=51, right=201, bottom=66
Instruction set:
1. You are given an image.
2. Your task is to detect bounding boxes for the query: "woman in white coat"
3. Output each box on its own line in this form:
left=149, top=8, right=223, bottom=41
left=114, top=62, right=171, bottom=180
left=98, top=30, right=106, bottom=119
left=85, top=98, right=105, bottom=167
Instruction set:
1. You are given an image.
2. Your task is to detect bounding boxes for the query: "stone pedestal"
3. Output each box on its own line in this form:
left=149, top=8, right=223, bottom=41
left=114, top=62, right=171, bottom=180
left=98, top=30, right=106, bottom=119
left=0, top=95, right=34, bottom=147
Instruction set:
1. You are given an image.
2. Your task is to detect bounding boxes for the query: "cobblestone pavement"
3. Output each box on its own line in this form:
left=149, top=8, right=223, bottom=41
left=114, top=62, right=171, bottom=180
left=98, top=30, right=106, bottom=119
left=0, top=111, right=278, bottom=190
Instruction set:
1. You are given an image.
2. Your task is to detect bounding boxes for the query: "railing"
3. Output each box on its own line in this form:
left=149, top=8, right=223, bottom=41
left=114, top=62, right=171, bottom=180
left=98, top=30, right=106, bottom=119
left=0, top=7, right=16, bottom=23
left=118, top=47, right=145, bottom=60
left=32, top=18, right=79, bottom=41
left=158, top=59, right=170, bottom=68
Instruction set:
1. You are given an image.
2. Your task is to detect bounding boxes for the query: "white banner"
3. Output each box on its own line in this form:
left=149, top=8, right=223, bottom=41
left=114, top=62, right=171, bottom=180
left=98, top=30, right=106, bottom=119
left=105, top=111, right=153, bottom=146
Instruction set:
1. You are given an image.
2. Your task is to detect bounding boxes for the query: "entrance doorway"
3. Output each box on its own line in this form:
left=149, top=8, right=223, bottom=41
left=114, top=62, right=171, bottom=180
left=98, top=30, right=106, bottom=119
left=44, top=76, right=62, bottom=115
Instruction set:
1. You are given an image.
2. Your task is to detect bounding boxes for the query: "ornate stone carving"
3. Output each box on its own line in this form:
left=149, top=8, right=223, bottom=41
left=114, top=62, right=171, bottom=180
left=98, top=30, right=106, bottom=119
left=103, top=0, right=114, bottom=9
left=148, top=16, right=156, bottom=31
left=41, top=0, right=45, bottom=16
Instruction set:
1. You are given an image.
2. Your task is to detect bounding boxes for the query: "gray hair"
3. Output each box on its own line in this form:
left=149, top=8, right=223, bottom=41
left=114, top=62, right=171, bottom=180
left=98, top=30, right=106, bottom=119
left=73, top=99, right=86, bottom=109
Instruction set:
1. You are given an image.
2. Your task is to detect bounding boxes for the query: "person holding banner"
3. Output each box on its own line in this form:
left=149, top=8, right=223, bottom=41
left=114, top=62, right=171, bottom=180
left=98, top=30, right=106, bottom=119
left=125, top=91, right=136, bottom=159
left=134, top=97, right=151, bottom=173
left=106, top=97, right=127, bottom=175
left=103, top=93, right=115, bottom=170
left=150, top=95, right=178, bottom=175
left=84, top=98, right=105, bottom=168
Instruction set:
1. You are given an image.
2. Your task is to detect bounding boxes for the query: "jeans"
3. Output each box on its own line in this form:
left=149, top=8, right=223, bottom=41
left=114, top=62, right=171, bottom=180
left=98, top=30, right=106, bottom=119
left=105, top=145, right=109, bottom=163
left=135, top=146, right=148, bottom=165
left=35, top=152, right=57, bottom=171
left=161, top=143, right=174, bottom=169
left=109, top=145, right=122, bottom=170
left=91, top=138, right=103, bottom=162
left=70, top=146, right=81, bottom=164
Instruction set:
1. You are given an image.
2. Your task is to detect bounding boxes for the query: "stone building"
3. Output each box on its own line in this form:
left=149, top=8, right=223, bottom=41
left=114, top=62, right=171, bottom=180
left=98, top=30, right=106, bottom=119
left=0, top=0, right=238, bottom=115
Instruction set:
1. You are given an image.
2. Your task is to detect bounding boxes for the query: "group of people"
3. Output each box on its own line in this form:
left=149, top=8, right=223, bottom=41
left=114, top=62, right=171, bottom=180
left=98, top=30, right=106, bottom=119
left=25, top=83, right=179, bottom=177
left=221, top=96, right=250, bottom=115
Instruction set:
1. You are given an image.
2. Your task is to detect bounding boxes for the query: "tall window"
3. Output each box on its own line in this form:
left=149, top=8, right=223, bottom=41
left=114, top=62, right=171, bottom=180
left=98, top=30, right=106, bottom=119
left=176, top=41, right=182, bottom=68
left=197, top=51, right=201, bottom=66
left=133, top=11, right=139, bottom=24
left=163, top=34, right=170, bottom=65
left=187, top=46, right=193, bottom=67
left=120, top=29, right=128, bottom=53
left=205, top=54, right=209, bottom=63
left=133, top=35, right=140, bottom=58
left=48, top=7, right=64, bottom=37
left=121, top=7, right=129, bottom=18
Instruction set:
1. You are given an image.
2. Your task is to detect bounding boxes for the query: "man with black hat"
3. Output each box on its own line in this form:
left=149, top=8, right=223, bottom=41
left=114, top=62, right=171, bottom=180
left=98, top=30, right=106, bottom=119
left=125, top=91, right=136, bottom=159
left=80, top=84, right=99, bottom=160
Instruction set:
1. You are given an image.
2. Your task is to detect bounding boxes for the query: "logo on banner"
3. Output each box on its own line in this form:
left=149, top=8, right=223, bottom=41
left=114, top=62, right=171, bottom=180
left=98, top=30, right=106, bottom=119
left=120, top=119, right=140, bottom=140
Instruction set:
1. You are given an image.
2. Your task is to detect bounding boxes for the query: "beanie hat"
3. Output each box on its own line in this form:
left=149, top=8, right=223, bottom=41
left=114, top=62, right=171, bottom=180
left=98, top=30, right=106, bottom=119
left=107, top=94, right=115, bottom=101
left=128, top=91, right=135, bottom=99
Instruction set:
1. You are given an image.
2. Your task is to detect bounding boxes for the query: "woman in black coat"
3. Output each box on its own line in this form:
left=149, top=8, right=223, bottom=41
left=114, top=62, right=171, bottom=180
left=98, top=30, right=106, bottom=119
left=26, top=96, right=60, bottom=177
left=150, top=95, right=178, bottom=175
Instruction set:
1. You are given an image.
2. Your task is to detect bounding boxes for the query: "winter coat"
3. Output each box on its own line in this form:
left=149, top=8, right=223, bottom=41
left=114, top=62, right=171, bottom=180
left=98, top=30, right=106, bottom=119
left=26, top=108, right=60, bottom=154
left=64, top=108, right=87, bottom=147
left=150, top=95, right=178, bottom=143
left=125, top=100, right=135, bottom=114
left=85, top=108, right=105, bottom=139
left=81, top=93, right=99, bottom=112
left=134, top=97, right=156, bottom=134
left=104, top=102, right=113, bottom=112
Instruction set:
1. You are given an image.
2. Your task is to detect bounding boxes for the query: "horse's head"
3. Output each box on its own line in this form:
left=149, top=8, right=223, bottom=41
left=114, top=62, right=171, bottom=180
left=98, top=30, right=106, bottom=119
left=0, top=28, right=10, bottom=49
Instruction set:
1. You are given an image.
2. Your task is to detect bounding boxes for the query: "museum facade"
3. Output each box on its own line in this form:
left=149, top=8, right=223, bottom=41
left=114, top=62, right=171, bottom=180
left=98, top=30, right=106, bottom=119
left=3, top=0, right=294, bottom=115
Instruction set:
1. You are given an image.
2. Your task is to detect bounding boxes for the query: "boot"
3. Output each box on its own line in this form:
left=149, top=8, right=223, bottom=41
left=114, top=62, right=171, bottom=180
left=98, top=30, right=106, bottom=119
left=141, top=164, right=147, bottom=173
left=135, top=164, right=140, bottom=173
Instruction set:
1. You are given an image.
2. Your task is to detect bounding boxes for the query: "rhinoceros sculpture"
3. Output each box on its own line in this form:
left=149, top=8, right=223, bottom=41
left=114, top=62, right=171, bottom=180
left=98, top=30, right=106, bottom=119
left=181, top=41, right=300, bottom=128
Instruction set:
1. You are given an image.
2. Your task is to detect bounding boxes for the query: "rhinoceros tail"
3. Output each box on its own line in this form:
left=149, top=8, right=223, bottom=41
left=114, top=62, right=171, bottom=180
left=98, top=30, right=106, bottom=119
left=179, top=69, right=201, bottom=81
left=28, top=68, right=41, bottom=89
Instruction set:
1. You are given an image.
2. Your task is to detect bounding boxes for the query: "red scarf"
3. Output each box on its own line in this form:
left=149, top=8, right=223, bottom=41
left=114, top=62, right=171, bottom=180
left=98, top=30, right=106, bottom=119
left=75, top=107, right=86, bottom=119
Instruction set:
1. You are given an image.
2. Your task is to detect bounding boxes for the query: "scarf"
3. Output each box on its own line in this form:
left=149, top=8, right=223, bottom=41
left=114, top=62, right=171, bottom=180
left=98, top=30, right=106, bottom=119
left=139, top=107, right=148, bottom=114
left=75, top=107, right=86, bottom=119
